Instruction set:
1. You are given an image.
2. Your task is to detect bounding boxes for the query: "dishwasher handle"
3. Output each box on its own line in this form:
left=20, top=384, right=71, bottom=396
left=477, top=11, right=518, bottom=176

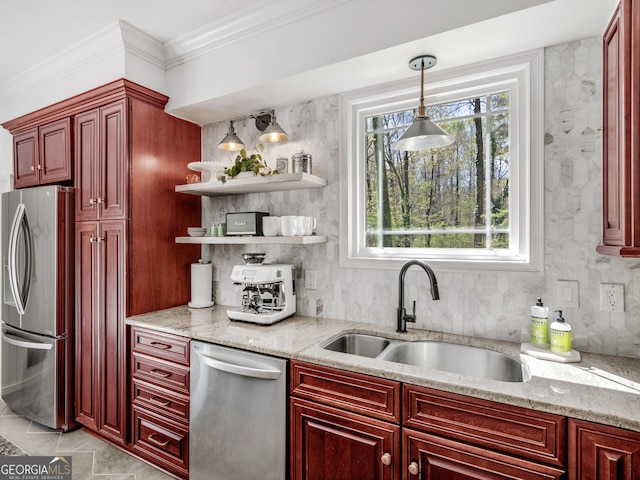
left=195, top=351, right=282, bottom=380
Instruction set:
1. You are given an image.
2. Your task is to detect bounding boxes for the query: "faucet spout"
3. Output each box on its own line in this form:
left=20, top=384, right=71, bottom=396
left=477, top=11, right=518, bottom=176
left=397, top=260, right=440, bottom=333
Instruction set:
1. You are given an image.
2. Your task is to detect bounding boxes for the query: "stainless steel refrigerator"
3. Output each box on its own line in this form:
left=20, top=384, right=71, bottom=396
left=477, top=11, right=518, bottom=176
left=1, top=185, right=75, bottom=431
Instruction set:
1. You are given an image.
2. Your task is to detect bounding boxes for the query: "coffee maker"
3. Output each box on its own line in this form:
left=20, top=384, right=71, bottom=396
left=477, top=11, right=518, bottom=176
left=227, top=264, right=296, bottom=325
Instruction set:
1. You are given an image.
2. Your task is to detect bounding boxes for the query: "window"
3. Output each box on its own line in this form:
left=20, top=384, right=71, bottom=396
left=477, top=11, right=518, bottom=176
left=340, top=51, right=543, bottom=272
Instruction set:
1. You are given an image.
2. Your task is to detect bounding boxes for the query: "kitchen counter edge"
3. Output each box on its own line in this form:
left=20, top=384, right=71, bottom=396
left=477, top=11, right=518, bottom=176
left=126, top=305, right=640, bottom=433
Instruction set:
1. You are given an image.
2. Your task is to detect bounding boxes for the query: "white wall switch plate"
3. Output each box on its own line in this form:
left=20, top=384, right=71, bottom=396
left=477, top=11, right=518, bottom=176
left=556, top=280, right=579, bottom=308
left=600, top=283, right=624, bottom=312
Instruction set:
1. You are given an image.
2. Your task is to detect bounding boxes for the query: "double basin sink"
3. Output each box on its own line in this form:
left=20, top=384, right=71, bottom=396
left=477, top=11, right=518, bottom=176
left=323, top=333, right=529, bottom=383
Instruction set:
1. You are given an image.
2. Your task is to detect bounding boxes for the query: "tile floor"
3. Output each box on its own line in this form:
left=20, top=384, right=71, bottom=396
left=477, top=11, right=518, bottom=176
left=0, top=399, right=174, bottom=479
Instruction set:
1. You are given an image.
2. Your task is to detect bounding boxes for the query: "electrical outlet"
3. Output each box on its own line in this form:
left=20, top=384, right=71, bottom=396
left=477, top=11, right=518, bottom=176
left=304, top=270, right=317, bottom=290
left=600, top=283, right=624, bottom=312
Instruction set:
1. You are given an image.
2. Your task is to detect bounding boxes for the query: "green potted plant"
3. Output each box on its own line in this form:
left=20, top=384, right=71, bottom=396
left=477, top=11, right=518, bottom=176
left=221, top=144, right=276, bottom=183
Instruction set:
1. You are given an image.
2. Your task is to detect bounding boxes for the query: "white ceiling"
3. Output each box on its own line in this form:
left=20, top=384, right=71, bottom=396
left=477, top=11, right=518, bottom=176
left=0, top=0, right=618, bottom=125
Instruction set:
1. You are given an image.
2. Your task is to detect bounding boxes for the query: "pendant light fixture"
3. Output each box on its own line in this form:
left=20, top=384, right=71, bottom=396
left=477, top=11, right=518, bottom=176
left=217, top=121, right=245, bottom=151
left=392, top=54, right=454, bottom=151
left=259, top=112, right=289, bottom=143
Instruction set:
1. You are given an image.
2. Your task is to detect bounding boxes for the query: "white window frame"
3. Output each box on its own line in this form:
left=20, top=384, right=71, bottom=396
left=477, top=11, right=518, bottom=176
left=339, top=50, right=544, bottom=272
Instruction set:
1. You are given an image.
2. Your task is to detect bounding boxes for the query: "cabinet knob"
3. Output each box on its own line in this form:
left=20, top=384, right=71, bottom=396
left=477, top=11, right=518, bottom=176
left=96, top=197, right=105, bottom=204
left=408, top=462, right=419, bottom=475
left=30, top=166, right=35, bottom=171
left=89, top=198, right=95, bottom=206
left=380, top=453, right=392, bottom=466
left=89, top=236, right=104, bottom=243
left=37, top=164, right=43, bottom=170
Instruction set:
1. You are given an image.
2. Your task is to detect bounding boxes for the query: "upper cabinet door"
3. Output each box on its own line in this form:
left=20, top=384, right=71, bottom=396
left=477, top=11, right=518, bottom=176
left=13, top=128, right=38, bottom=188
left=13, top=119, right=72, bottom=189
left=75, top=109, right=100, bottom=221
left=598, top=0, right=640, bottom=256
left=39, top=118, right=72, bottom=185
left=99, top=100, right=127, bottom=220
left=75, top=100, right=127, bottom=221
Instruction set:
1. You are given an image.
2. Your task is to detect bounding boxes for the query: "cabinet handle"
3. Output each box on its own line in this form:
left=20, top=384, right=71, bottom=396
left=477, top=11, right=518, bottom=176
left=408, top=462, right=419, bottom=476
left=147, top=433, right=170, bottom=447
left=89, top=236, right=105, bottom=243
left=150, top=341, right=172, bottom=350
left=150, top=369, right=171, bottom=378
left=381, top=453, right=392, bottom=466
left=149, top=395, right=171, bottom=407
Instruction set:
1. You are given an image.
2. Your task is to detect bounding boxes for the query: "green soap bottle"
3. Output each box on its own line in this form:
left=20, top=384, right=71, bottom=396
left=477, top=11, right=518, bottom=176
left=530, top=297, right=549, bottom=347
left=550, top=310, right=572, bottom=355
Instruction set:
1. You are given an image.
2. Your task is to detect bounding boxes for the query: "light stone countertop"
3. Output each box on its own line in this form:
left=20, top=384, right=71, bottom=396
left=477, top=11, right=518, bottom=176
left=126, top=305, right=640, bottom=433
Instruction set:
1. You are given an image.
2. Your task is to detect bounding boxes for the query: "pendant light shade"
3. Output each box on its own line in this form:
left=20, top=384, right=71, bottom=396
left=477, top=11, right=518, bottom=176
left=259, top=113, right=288, bottom=143
left=217, top=121, right=245, bottom=151
left=392, top=54, right=454, bottom=151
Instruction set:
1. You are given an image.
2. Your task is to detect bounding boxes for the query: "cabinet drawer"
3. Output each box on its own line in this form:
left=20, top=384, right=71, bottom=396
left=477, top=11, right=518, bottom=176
left=132, top=353, right=189, bottom=394
left=132, top=379, right=189, bottom=423
left=131, top=326, right=190, bottom=365
left=132, top=407, right=188, bottom=478
left=404, top=428, right=565, bottom=480
left=290, top=361, right=401, bottom=423
left=404, top=385, right=566, bottom=467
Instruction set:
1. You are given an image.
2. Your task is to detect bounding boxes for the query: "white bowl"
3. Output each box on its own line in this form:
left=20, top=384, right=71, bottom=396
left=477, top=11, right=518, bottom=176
left=188, top=227, right=207, bottom=237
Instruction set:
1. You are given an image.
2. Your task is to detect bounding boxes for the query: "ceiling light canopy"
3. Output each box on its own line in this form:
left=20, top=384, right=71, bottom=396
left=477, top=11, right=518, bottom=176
left=217, top=109, right=288, bottom=151
left=392, top=54, right=454, bottom=151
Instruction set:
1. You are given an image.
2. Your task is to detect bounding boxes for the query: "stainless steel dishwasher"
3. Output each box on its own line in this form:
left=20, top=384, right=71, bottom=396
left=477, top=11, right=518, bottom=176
left=190, top=340, right=287, bottom=480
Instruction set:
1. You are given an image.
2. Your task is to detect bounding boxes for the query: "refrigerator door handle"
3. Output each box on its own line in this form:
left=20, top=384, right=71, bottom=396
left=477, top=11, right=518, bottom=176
left=195, top=351, right=282, bottom=380
left=7, top=202, right=32, bottom=315
left=2, top=330, right=53, bottom=350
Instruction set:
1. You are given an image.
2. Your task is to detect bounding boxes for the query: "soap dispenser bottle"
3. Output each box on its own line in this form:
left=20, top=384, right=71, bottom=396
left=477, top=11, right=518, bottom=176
left=530, top=297, right=549, bottom=347
left=550, top=310, right=572, bottom=355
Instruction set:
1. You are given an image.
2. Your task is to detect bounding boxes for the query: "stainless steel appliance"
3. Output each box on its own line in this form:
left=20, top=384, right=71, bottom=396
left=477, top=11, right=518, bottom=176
left=1, top=185, right=75, bottom=431
left=227, top=263, right=296, bottom=325
left=190, top=341, right=287, bottom=480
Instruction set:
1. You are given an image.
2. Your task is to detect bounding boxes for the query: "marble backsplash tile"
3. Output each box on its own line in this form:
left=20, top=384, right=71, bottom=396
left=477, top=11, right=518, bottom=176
left=195, top=37, right=640, bottom=358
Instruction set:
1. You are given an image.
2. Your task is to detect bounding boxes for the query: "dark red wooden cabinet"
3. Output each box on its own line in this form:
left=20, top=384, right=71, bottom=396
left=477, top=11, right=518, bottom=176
left=402, top=385, right=565, bottom=480
left=130, top=326, right=190, bottom=479
left=290, top=362, right=572, bottom=480
left=290, top=361, right=402, bottom=480
left=70, top=80, right=201, bottom=448
left=598, top=0, right=640, bottom=256
left=569, top=419, right=640, bottom=480
left=10, top=117, right=72, bottom=188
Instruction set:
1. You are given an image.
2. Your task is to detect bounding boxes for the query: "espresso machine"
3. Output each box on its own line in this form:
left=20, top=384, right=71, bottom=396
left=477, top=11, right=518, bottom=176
left=227, top=264, right=296, bottom=325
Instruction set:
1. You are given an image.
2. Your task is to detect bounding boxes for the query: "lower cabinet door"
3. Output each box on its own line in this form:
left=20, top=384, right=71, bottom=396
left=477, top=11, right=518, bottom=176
left=291, top=398, right=400, bottom=480
left=569, top=418, right=640, bottom=480
left=404, top=428, right=564, bottom=480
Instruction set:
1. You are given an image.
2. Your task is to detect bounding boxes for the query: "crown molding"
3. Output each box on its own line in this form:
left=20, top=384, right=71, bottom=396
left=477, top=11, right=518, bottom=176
left=163, top=0, right=349, bottom=69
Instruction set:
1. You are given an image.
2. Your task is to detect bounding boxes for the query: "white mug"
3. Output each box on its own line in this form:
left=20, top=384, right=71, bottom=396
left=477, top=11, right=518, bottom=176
left=281, top=216, right=303, bottom=236
left=301, top=216, right=316, bottom=236
left=262, top=216, right=280, bottom=237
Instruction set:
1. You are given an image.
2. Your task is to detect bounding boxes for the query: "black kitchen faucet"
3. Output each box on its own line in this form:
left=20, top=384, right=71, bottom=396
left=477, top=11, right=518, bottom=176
left=396, top=259, right=440, bottom=333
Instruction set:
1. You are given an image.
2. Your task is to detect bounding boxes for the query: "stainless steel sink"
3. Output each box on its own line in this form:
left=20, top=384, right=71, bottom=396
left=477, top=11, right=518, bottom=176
left=377, top=341, right=528, bottom=383
left=322, top=334, right=390, bottom=358
left=322, top=334, right=528, bottom=383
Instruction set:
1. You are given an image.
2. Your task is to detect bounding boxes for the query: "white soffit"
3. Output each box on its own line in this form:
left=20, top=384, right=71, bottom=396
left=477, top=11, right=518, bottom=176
left=0, top=0, right=617, bottom=125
